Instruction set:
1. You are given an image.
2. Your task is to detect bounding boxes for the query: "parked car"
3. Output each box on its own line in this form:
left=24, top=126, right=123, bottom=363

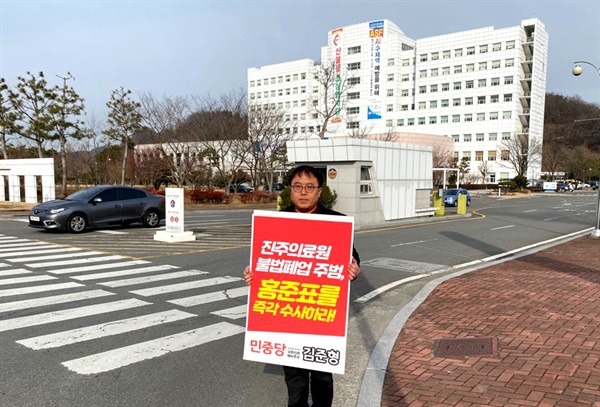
left=444, top=188, right=471, bottom=207
left=229, top=184, right=254, bottom=193
left=28, top=186, right=165, bottom=233
left=589, top=181, right=598, bottom=190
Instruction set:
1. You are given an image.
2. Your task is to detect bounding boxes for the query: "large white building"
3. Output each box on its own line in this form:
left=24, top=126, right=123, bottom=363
left=248, top=18, right=548, bottom=182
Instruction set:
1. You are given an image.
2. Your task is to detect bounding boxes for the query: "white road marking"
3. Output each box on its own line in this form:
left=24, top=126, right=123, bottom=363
left=390, top=239, right=438, bottom=247
left=0, top=275, right=57, bottom=286
left=0, top=263, right=9, bottom=268
left=0, top=247, right=73, bottom=256
left=70, top=265, right=181, bottom=281
left=47, top=260, right=151, bottom=274
left=544, top=217, right=559, bottom=221
left=7, top=251, right=105, bottom=262
left=97, top=230, right=128, bottom=235
left=489, top=225, right=515, bottom=230
left=0, top=290, right=114, bottom=313
left=99, top=270, right=208, bottom=288
left=0, top=268, right=32, bottom=276
left=210, top=305, right=247, bottom=320
left=0, top=299, right=151, bottom=332
left=130, top=276, right=243, bottom=297
left=168, top=286, right=249, bottom=307
left=0, top=282, right=84, bottom=298
left=61, top=322, right=245, bottom=374
left=17, top=309, right=195, bottom=350
left=26, top=255, right=125, bottom=268
left=355, top=275, right=428, bottom=304
left=523, top=209, right=537, bottom=213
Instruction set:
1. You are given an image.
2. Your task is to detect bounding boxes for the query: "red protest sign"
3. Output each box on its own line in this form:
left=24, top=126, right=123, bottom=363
left=243, top=210, right=354, bottom=374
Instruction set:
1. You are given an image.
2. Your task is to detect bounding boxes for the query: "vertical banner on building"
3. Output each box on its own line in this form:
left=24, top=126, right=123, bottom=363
left=165, top=187, right=184, bottom=234
left=368, top=20, right=384, bottom=120
left=243, top=210, right=355, bottom=374
left=331, top=27, right=343, bottom=123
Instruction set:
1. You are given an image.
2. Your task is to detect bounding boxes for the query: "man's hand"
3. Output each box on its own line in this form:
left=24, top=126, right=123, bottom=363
left=348, top=257, right=361, bottom=281
left=243, top=266, right=253, bottom=285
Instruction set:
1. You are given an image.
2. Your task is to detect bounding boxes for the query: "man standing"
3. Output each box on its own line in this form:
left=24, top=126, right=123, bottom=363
left=243, top=164, right=361, bottom=407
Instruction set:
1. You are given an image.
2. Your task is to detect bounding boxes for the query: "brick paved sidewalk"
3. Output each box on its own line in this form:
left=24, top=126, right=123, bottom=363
left=381, top=236, right=600, bottom=407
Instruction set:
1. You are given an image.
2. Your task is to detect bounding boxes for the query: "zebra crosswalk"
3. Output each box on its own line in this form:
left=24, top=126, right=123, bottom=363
left=0, top=234, right=249, bottom=375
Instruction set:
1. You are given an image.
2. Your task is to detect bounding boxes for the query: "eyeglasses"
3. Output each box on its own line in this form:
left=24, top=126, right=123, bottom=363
left=291, top=184, right=319, bottom=193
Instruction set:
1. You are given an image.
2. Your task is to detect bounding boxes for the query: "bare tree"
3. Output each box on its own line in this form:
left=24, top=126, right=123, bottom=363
left=500, top=133, right=542, bottom=177
left=432, top=145, right=453, bottom=168
left=310, top=59, right=356, bottom=139
left=478, top=161, right=492, bottom=184
left=104, top=87, right=143, bottom=185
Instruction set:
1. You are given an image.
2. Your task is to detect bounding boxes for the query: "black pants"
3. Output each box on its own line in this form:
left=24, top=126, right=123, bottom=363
left=283, top=366, right=333, bottom=407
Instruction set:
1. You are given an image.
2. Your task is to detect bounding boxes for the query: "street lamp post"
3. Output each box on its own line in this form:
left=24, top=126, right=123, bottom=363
left=572, top=61, right=600, bottom=238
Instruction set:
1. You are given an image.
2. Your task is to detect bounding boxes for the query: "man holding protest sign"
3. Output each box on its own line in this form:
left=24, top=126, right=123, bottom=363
left=243, top=165, right=361, bottom=407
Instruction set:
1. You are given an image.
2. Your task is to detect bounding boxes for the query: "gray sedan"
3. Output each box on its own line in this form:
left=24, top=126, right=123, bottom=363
left=28, top=186, right=165, bottom=233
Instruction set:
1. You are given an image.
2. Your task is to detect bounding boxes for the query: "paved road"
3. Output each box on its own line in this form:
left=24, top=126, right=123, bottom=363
left=0, top=192, right=597, bottom=406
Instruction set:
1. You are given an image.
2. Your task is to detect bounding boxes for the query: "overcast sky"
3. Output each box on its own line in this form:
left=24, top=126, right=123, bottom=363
left=1, top=0, right=599, bottom=118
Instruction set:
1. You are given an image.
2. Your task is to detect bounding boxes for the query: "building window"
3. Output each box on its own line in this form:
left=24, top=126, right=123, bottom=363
left=452, top=114, right=460, bottom=122
left=478, top=79, right=486, bottom=88
left=431, top=68, right=438, bottom=76
left=386, top=119, right=393, bottom=127
left=454, top=65, right=462, bottom=74
left=401, top=104, right=409, bottom=111
left=442, top=66, right=450, bottom=75
left=360, top=166, right=373, bottom=195
left=407, top=118, right=414, bottom=125
left=348, top=77, right=361, bottom=85
left=453, top=82, right=462, bottom=90
left=441, top=99, right=449, bottom=107
left=453, top=98, right=461, bottom=106
left=488, top=150, right=496, bottom=160
left=418, top=101, right=426, bottom=109
left=348, top=62, right=361, bottom=70
left=442, top=83, right=450, bottom=91
left=443, top=50, right=451, bottom=59
left=418, top=117, right=426, bottom=125
left=491, top=77, right=500, bottom=86
left=476, top=133, right=484, bottom=141
left=477, top=113, right=485, bottom=121
left=430, top=100, right=437, bottom=108
left=429, top=116, right=437, bottom=124
left=492, top=60, right=501, bottom=69
left=420, top=54, right=428, bottom=62
left=348, top=92, right=360, bottom=100
left=452, top=134, right=459, bottom=142
left=503, top=111, right=512, bottom=119
left=479, top=62, right=487, bottom=71
left=388, top=58, right=395, bottom=66
left=466, top=80, right=474, bottom=89
left=347, top=107, right=360, bottom=114
left=464, top=114, right=472, bottom=122
left=467, top=47, right=475, bottom=55
left=489, top=133, right=497, bottom=141
left=249, top=81, right=255, bottom=87
left=431, top=52, right=439, bottom=60
left=480, top=45, right=488, bottom=53
left=348, top=45, right=361, bottom=55
left=440, top=115, right=448, bottom=123
left=475, top=151, right=483, bottom=161
left=504, top=93, right=513, bottom=102
left=502, top=132, right=511, bottom=140
left=397, top=119, right=404, bottom=126
left=493, top=43, right=501, bottom=52
left=505, top=58, right=514, bottom=67
left=285, top=75, right=290, bottom=82
left=301, top=72, right=306, bottom=80
left=386, top=104, right=393, bottom=112
left=419, top=86, right=426, bottom=94
left=387, top=89, right=394, bottom=96
left=465, top=97, right=473, bottom=105
left=478, top=96, right=486, bottom=104
left=491, top=94, right=499, bottom=103
left=501, top=150, right=509, bottom=160
left=464, top=134, right=472, bottom=141
left=401, top=89, right=409, bottom=97
left=506, top=41, right=515, bottom=50
left=402, top=58, right=410, bottom=66
left=466, top=63, right=474, bottom=72
left=420, top=70, right=427, bottom=78
left=504, top=76, right=513, bottom=85
left=347, top=121, right=359, bottom=129
left=490, top=112, right=498, bottom=120
left=402, top=74, right=409, bottom=82
left=256, top=79, right=262, bottom=86
left=387, top=74, right=394, bottom=82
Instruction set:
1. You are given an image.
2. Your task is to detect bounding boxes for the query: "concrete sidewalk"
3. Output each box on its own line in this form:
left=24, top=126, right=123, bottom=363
left=376, top=235, right=600, bottom=406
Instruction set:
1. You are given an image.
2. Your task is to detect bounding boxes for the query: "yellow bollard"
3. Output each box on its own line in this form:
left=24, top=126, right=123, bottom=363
left=432, top=191, right=445, bottom=216
left=457, top=194, right=467, bottom=215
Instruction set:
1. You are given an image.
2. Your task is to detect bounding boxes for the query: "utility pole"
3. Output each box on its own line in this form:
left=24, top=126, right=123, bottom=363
left=56, top=72, right=74, bottom=198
